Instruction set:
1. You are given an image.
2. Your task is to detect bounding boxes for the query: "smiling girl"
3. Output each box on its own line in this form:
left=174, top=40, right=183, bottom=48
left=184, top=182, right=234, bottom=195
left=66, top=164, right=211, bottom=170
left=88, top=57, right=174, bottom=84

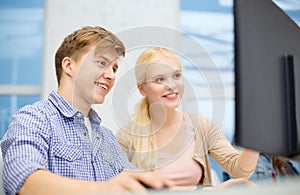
left=116, top=47, right=259, bottom=187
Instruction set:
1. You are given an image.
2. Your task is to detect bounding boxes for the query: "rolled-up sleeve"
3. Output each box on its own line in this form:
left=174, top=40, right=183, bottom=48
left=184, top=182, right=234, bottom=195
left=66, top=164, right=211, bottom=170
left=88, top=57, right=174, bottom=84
left=1, top=105, right=50, bottom=195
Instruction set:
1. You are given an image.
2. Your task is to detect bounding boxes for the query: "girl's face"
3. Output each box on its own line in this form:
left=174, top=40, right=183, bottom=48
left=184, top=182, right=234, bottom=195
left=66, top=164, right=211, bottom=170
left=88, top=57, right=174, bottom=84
left=138, top=55, right=184, bottom=109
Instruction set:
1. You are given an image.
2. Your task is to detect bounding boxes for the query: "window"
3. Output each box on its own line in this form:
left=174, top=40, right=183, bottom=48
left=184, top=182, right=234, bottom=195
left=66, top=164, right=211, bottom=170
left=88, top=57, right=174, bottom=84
left=0, top=0, right=44, bottom=138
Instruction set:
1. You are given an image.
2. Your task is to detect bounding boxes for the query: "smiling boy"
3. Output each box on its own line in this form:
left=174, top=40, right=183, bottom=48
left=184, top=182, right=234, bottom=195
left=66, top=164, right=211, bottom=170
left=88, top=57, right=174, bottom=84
left=1, top=26, right=172, bottom=195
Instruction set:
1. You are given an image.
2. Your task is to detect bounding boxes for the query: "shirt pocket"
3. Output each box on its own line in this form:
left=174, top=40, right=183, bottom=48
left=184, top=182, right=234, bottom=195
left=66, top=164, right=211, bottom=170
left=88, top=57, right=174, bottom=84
left=53, top=142, right=82, bottom=161
left=51, top=142, right=84, bottom=178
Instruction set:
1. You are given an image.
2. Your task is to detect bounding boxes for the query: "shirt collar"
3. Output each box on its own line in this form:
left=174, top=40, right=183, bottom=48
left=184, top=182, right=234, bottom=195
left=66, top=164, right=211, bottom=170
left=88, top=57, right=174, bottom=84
left=88, top=108, right=102, bottom=125
left=48, top=91, right=78, bottom=117
left=48, top=91, right=102, bottom=124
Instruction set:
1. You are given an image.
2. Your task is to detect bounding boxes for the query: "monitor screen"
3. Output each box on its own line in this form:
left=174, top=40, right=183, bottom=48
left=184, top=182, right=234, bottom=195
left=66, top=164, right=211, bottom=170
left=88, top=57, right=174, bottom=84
left=234, top=0, right=300, bottom=161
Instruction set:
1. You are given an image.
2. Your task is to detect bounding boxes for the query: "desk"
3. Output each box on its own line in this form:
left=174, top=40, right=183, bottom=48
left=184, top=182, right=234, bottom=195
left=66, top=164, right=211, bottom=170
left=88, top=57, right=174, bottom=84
left=147, top=178, right=300, bottom=195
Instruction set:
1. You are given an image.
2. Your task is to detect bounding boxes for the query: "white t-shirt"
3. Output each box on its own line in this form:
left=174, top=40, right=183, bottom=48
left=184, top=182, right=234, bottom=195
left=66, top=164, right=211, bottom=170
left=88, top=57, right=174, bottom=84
left=84, top=116, right=92, bottom=141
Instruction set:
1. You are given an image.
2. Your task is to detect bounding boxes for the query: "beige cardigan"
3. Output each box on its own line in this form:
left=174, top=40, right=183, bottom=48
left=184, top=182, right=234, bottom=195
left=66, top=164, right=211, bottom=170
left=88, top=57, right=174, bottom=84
left=116, top=113, right=255, bottom=185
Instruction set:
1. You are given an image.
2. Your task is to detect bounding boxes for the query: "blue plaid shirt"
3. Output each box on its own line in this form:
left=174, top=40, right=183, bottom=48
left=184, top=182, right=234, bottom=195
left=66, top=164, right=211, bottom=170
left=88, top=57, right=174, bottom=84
left=1, top=91, right=135, bottom=195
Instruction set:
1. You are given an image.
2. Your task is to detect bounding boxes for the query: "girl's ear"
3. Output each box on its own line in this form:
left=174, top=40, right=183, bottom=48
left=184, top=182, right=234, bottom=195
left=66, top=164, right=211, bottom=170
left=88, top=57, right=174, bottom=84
left=61, top=57, right=74, bottom=77
left=137, top=83, right=147, bottom=97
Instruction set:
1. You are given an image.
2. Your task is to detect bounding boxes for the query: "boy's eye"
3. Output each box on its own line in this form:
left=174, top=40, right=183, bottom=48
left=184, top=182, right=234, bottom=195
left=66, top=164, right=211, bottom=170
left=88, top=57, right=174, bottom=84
left=99, top=61, right=106, bottom=66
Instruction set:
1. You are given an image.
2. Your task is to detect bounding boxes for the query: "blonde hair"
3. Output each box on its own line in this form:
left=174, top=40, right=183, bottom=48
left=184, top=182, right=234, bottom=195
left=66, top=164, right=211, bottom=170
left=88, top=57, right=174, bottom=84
left=125, top=47, right=182, bottom=170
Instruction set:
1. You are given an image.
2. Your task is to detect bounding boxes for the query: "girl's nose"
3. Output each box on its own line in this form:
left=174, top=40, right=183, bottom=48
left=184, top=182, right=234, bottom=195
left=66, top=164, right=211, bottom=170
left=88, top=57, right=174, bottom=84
left=164, top=78, right=176, bottom=90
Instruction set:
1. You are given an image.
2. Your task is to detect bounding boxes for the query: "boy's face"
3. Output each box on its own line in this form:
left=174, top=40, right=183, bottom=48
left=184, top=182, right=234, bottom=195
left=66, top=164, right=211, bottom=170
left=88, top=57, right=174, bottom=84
left=72, top=46, right=119, bottom=106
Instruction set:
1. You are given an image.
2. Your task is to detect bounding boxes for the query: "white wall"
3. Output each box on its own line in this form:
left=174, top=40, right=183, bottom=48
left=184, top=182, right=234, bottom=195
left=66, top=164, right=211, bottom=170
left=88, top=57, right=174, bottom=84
left=43, top=0, right=180, bottom=132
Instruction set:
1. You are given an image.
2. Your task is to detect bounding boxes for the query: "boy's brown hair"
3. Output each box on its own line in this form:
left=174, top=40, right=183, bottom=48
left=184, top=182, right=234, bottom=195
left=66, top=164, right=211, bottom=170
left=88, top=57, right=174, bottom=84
left=55, top=26, right=125, bottom=85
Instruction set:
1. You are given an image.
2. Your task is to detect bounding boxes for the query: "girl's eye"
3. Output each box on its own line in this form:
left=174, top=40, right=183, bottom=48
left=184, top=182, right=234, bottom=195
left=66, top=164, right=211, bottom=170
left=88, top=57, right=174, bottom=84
left=174, top=72, right=182, bottom=79
left=155, top=77, right=165, bottom=84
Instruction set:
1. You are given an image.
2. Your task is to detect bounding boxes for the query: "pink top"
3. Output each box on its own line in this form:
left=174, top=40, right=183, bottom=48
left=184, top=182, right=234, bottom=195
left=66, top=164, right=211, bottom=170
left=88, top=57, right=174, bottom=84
left=157, top=134, right=202, bottom=186
left=117, top=113, right=254, bottom=185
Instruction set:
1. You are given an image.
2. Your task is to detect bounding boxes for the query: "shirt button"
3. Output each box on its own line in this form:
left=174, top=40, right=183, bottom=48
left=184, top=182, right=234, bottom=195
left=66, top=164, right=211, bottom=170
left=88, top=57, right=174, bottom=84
left=91, top=160, right=94, bottom=164
left=77, top=113, right=82, bottom=117
left=83, top=132, right=87, bottom=136
left=67, top=156, right=71, bottom=161
left=96, top=136, right=100, bottom=140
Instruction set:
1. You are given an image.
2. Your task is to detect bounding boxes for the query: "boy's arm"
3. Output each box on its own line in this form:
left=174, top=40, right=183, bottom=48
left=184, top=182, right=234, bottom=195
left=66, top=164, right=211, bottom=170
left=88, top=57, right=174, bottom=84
left=19, top=169, right=174, bottom=195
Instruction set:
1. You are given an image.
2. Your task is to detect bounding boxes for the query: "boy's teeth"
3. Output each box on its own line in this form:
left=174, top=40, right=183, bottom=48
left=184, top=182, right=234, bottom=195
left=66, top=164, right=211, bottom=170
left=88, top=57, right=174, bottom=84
left=96, top=82, right=108, bottom=90
left=99, top=84, right=107, bottom=90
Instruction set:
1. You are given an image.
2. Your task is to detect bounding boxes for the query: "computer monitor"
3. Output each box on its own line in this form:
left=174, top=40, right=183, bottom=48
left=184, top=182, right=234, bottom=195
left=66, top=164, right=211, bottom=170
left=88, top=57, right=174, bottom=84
left=234, top=0, right=300, bottom=161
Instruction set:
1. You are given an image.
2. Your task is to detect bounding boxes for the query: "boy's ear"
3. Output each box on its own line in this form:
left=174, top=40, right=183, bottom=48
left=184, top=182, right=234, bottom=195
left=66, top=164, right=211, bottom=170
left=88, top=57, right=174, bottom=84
left=61, top=57, right=74, bottom=77
left=137, top=83, right=147, bottom=97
